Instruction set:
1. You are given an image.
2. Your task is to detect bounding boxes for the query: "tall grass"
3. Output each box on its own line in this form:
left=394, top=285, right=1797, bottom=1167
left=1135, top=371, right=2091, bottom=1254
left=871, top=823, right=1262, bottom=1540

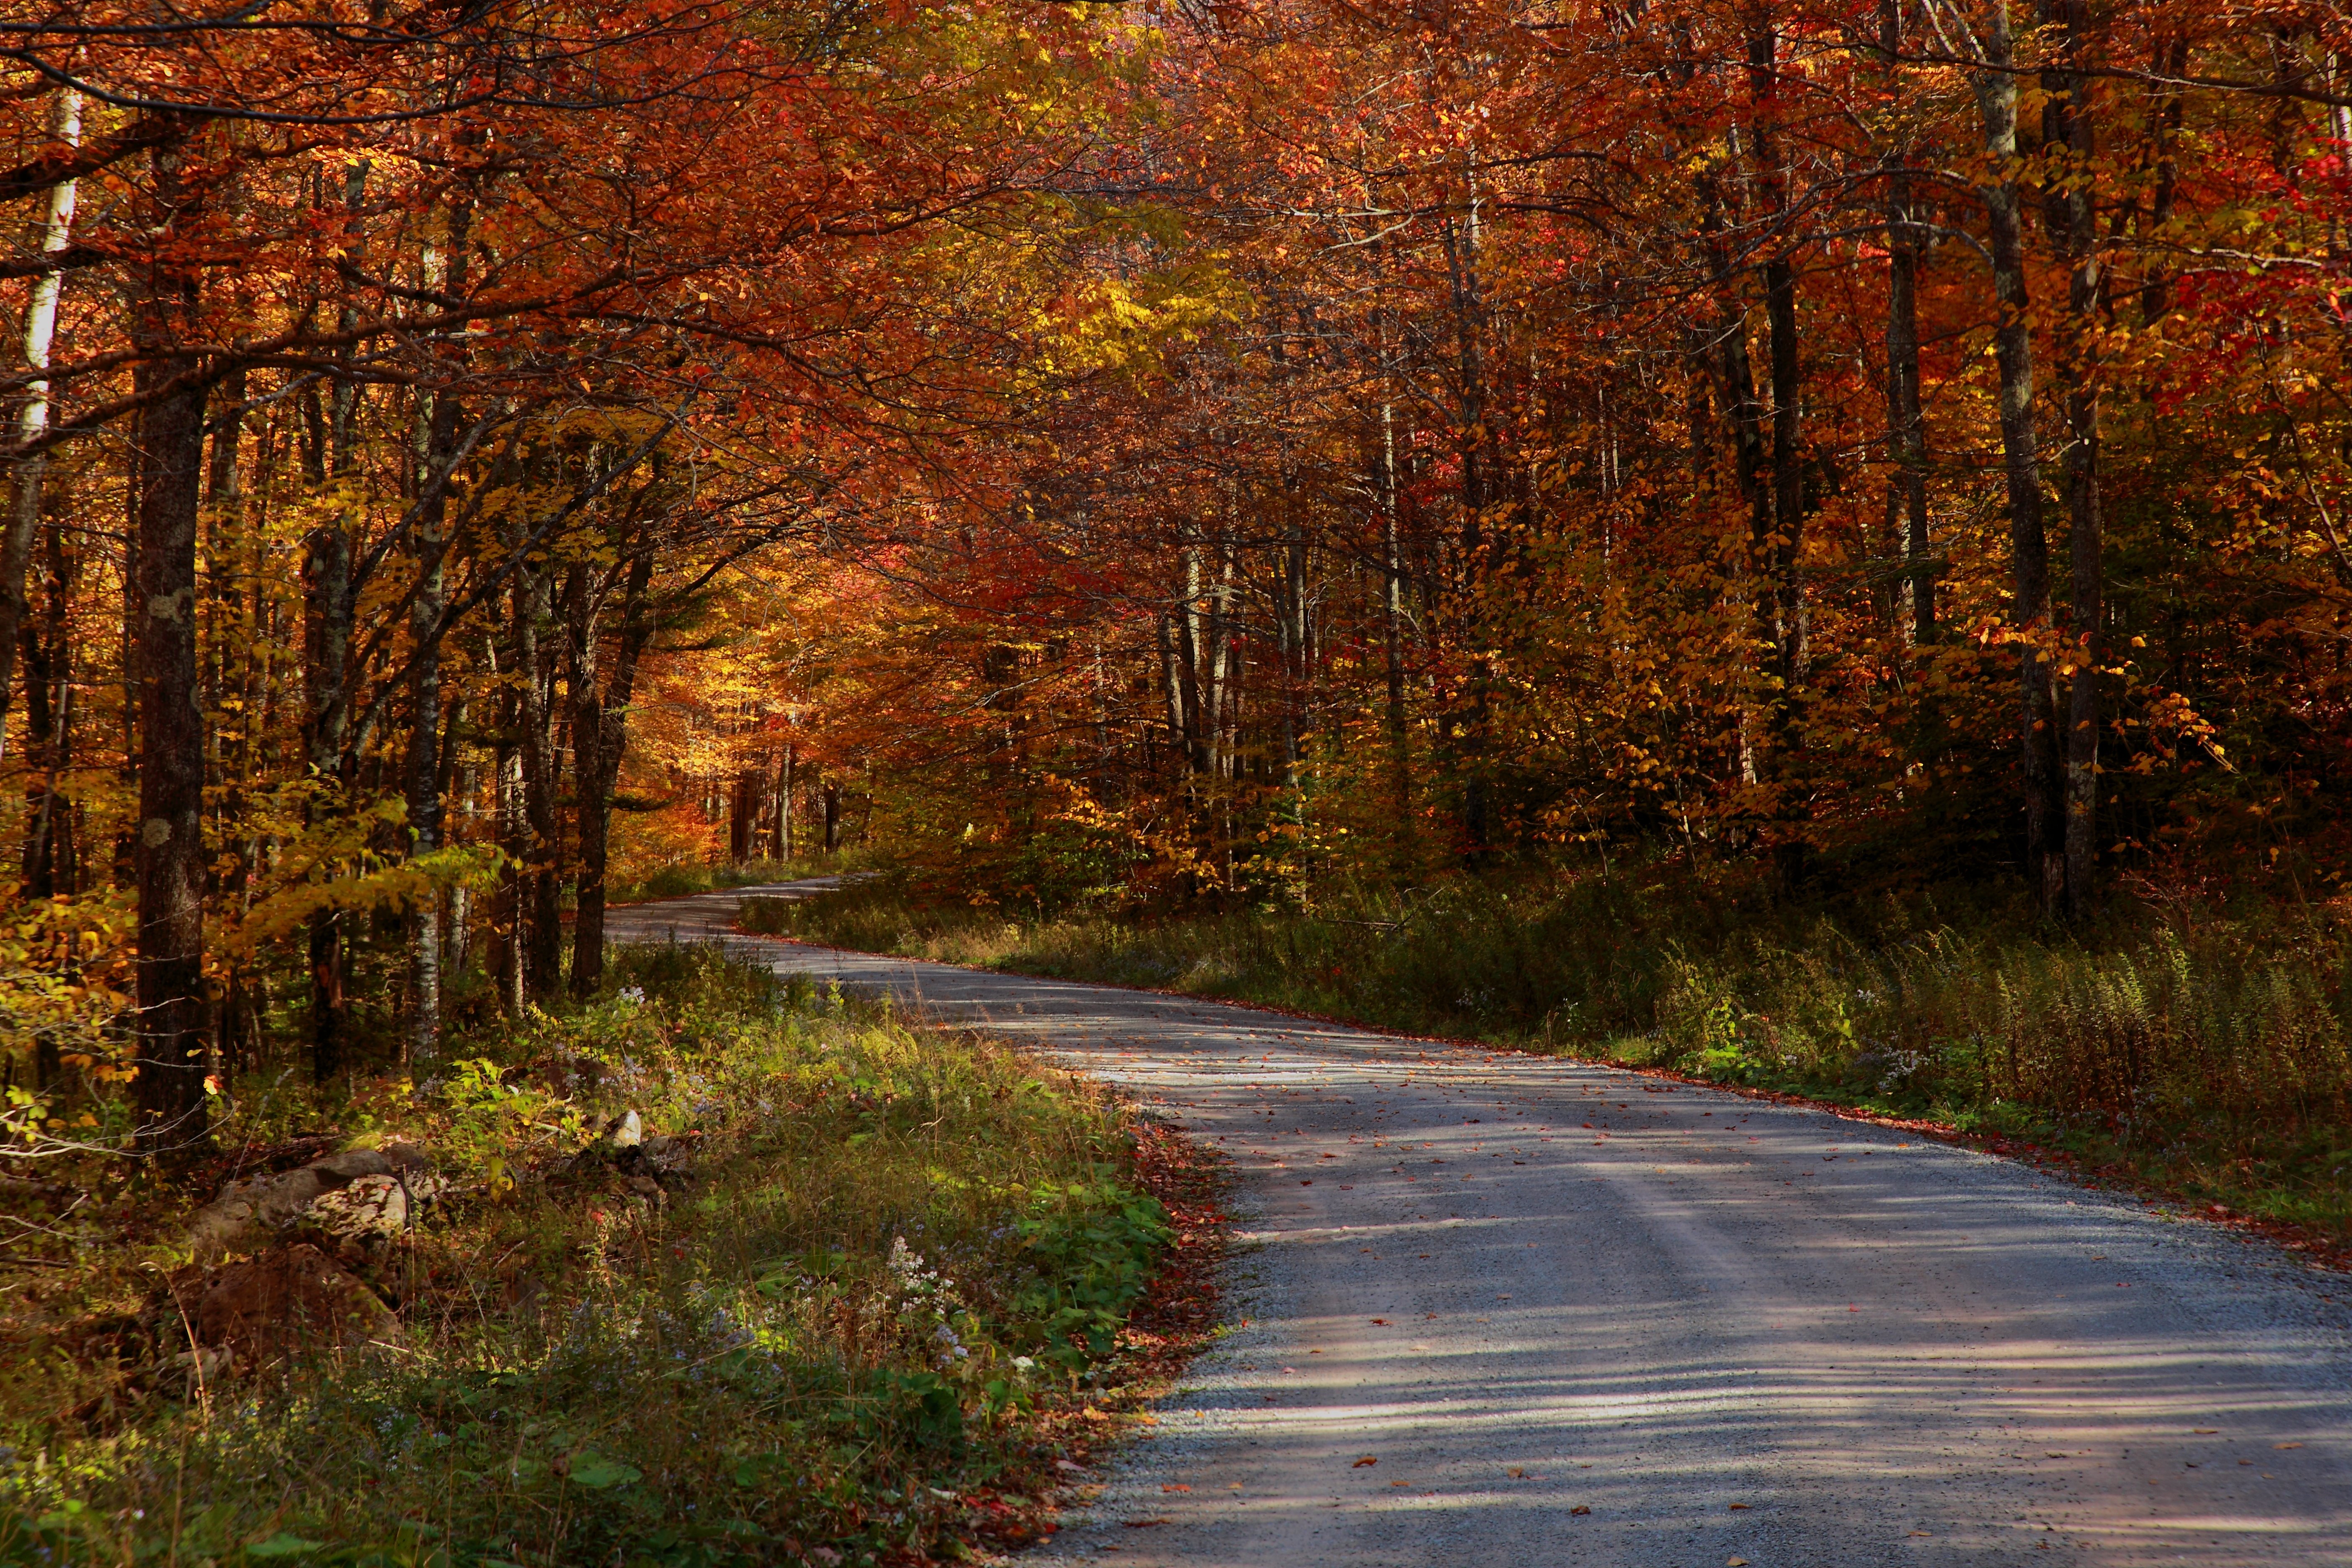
left=2, top=944, right=1170, bottom=1567
left=758, top=874, right=2352, bottom=1233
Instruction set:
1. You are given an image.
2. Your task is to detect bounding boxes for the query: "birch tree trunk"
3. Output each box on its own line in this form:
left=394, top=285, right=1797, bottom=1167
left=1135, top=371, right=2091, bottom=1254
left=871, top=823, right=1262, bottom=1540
left=0, top=89, right=80, bottom=740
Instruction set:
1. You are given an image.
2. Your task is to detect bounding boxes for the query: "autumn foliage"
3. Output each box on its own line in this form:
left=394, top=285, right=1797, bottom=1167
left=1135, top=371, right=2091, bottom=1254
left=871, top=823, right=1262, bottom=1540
left=6, top=1, right=2352, bottom=1143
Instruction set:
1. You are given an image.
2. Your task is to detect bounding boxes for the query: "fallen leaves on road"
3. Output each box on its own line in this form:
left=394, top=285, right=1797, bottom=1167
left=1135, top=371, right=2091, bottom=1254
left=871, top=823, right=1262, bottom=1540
left=1160, top=1484, right=1191, bottom=1492
left=1353, top=1457, right=1378, bottom=1467
left=1570, top=1505, right=1591, bottom=1516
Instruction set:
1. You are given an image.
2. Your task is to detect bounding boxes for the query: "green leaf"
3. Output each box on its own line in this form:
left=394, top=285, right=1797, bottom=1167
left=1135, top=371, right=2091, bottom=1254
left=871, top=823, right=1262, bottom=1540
left=566, top=1455, right=643, bottom=1490
left=246, top=1534, right=327, bottom=1558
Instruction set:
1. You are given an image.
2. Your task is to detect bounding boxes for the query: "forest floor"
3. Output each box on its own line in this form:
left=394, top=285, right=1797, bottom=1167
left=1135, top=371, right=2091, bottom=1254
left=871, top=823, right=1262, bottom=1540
left=616, top=879, right=2352, bottom=1566
left=0, top=939, right=1219, bottom=1567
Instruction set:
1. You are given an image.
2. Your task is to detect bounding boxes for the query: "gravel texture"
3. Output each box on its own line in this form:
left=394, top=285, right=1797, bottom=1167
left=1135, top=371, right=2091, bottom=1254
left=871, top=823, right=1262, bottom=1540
left=611, top=885, right=2352, bottom=1566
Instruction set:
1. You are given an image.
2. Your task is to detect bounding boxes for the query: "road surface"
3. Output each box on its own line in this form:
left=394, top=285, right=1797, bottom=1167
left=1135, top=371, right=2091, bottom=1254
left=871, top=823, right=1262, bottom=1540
left=610, top=884, right=2352, bottom=1567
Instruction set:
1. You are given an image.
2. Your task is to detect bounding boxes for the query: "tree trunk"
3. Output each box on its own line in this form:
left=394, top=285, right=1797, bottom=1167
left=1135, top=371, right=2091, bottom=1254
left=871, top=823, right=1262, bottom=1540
left=131, top=141, right=211, bottom=1154
left=1750, top=24, right=1811, bottom=892
left=823, top=780, right=842, bottom=854
left=515, top=563, right=562, bottom=999
left=490, top=632, right=526, bottom=1016
left=1443, top=208, right=1496, bottom=861
left=404, top=479, right=448, bottom=1062
left=404, top=204, right=471, bottom=1056
left=1379, top=392, right=1414, bottom=859
left=21, top=503, right=74, bottom=894
left=776, top=742, right=794, bottom=859
left=570, top=549, right=653, bottom=1000
left=0, top=90, right=80, bottom=743
left=1881, top=1, right=1934, bottom=644
left=2043, top=0, right=2103, bottom=917
left=302, top=168, right=368, bottom=1081
left=1959, top=0, right=2063, bottom=905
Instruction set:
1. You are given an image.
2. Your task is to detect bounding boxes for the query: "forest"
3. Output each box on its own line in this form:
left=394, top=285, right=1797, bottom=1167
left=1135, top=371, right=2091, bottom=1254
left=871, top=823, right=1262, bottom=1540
left=10, top=0, right=2352, bottom=1150
left=6, top=0, right=2352, bottom=1559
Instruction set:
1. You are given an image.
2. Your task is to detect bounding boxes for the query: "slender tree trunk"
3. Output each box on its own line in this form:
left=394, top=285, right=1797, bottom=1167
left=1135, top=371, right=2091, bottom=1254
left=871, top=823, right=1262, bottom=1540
left=131, top=137, right=211, bottom=1155
left=515, top=564, right=562, bottom=999
left=21, top=504, right=74, bottom=894
left=1881, top=1, right=1934, bottom=643
left=2043, top=0, right=2103, bottom=917
left=1443, top=208, right=1496, bottom=861
left=823, top=781, right=842, bottom=854
left=1763, top=253, right=1807, bottom=696
left=1957, top=0, right=2063, bottom=905
left=776, top=742, right=794, bottom=859
left=302, top=167, right=367, bottom=1081
left=0, top=90, right=81, bottom=743
left=1749, top=23, right=1813, bottom=892
left=404, top=494, right=447, bottom=1063
left=1379, top=392, right=1413, bottom=855
left=490, top=632, right=525, bottom=1016
left=570, top=549, right=652, bottom=999
left=404, top=205, right=471, bottom=1057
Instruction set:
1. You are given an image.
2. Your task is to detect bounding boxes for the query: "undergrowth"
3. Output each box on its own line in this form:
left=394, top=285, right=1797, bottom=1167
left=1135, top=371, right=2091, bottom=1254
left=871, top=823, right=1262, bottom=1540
left=751, top=870, right=2352, bottom=1238
left=606, top=847, right=874, bottom=907
left=0, top=944, right=1176, bottom=1567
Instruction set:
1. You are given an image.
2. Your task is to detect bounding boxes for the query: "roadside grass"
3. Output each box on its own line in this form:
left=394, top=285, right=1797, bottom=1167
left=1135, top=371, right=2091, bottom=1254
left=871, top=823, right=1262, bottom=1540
left=1, top=944, right=1191, bottom=1567
left=748, top=872, right=2352, bottom=1242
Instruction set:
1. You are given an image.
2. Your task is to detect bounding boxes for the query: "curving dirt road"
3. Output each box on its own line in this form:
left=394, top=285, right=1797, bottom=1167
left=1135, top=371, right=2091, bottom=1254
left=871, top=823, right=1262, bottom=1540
left=611, top=885, right=2352, bottom=1566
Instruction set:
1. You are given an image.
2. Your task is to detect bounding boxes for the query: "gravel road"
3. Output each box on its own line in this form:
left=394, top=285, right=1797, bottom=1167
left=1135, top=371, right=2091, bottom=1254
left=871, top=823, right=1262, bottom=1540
left=610, top=885, right=2352, bottom=1566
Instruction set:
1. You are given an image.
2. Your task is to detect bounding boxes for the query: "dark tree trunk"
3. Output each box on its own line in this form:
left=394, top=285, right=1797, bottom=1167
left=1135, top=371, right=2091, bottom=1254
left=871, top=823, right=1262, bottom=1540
left=487, top=634, right=525, bottom=1014
left=1963, top=8, right=2063, bottom=905
left=2041, top=0, right=2104, bottom=918
left=1881, top=0, right=1934, bottom=644
left=302, top=485, right=353, bottom=1080
left=823, top=780, right=842, bottom=854
left=515, top=562, right=563, bottom=1000
left=570, top=549, right=653, bottom=1000
left=132, top=334, right=211, bottom=1153
left=776, top=743, right=794, bottom=860
left=21, top=499, right=74, bottom=895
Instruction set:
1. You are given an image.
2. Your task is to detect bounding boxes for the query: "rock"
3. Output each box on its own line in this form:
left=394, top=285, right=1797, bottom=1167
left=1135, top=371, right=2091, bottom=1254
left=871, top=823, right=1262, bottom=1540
left=640, top=1133, right=696, bottom=1176
left=168, top=1243, right=398, bottom=1365
left=186, top=1143, right=440, bottom=1263
left=163, top=1344, right=238, bottom=1393
left=560, top=1116, right=694, bottom=1207
left=307, top=1173, right=407, bottom=1263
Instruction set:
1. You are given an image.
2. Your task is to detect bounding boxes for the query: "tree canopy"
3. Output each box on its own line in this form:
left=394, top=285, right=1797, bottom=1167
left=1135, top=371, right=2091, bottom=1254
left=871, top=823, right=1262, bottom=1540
left=7, top=0, right=2352, bottom=1148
